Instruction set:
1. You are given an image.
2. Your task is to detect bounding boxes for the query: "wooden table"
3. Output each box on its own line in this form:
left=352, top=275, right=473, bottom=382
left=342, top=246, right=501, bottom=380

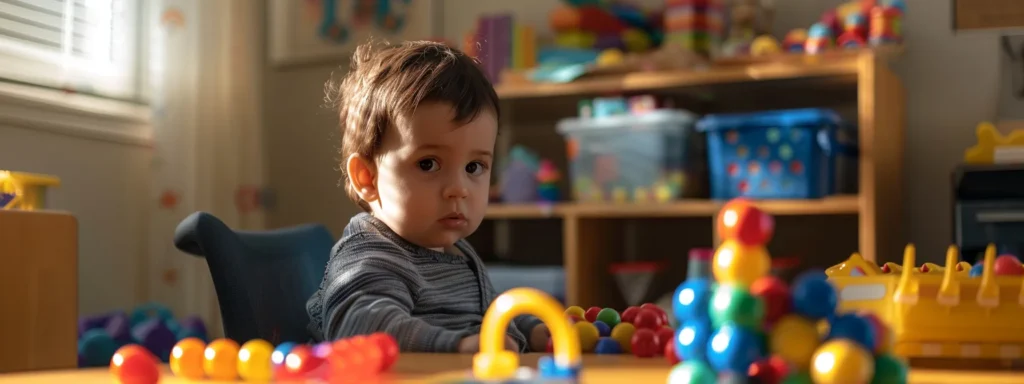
left=1, top=354, right=1024, bottom=383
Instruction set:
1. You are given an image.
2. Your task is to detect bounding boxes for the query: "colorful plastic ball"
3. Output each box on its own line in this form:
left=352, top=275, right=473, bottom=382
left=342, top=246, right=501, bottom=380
left=716, top=199, right=775, bottom=245
left=610, top=323, right=636, bottom=353
left=665, top=341, right=680, bottom=365
left=584, top=306, right=602, bottom=322
left=970, top=262, right=984, bottom=277
left=596, top=308, right=621, bottom=328
left=621, top=306, right=641, bottom=324
left=592, top=320, right=612, bottom=337
left=710, top=284, right=766, bottom=329
left=810, top=339, right=875, bottom=384
left=641, top=303, right=671, bottom=326
left=631, top=328, right=660, bottom=358
left=859, top=312, right=893, bottom=354
left=110, top=344, right=160, bottom=384
left=565, top=306, right=586, bottom=318
left=673, top=278, right=714, bottom=322
left=675, top=319, right=712, bottom=363
left=237, top=339, right=275, bottom=381
left=750, top=276, right=793, bottom=327
left=345, top=336, right=386, bottom=374
left=633, top=308, right=666, bottom=330
left=791, top=273, right=838, bottom=320
left=575, top=321, right=600, bottom=352
left=271, top=341, right=296, bottom=368
left=169, top=337, right=206, bottom=379
left=749, top=356, right=791, bottom=384
left=655, top=327, right=675, bottom=353
left=368, top=332, right=399, bottom=371
left=769, top=315, right=820, bottom=370
left=827, top=313, right=877, bottom=352
left=781, top=371, right=815, bottom=384
left=713, top=240, right=772, bottom=287
left=283, top=345, right=325, bottom=377
left=872, top=353, right=909, bottom=384
left=203, top=338, right=240, bottom=380
left=667, top=360, right=717, bottom=384
left=993, top=254, right=1024, bottom=275
left=595, top=337, right=623, bottom=354
left=706, top=323, right=766, bottom=374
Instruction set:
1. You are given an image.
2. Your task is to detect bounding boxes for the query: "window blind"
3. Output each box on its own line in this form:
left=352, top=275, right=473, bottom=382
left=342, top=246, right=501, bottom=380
left=0, top=0, right=140, bottom=100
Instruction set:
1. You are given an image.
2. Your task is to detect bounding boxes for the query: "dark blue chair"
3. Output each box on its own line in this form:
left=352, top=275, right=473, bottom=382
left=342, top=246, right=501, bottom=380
left=173, top=212, right=333, bottom=345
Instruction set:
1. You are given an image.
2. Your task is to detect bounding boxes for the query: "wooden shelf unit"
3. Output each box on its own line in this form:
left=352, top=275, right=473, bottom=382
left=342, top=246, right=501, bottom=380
left=486, top=50, right=905, bottom=309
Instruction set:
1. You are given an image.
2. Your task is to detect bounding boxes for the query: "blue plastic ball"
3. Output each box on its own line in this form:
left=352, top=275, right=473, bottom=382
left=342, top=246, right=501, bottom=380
left=538, top=355, right=581, bottom=380
left=78, top=329, right=118, bottom=367
left=271, top=342, right=297, bottom=367
left=675, top=319, right=713, bottom=363
left=593, top=320, right=612, bottom=337
left=706, top=323, right=766, bottom=374
left=827, top=313, right=877, bottom=352
left=970, top=262, right=984, bottom=278
left=673, top=278, right=714, bottom=322
left=594, top=337, right=623, bottom=354
left=791, top=272, right=837, bottom=320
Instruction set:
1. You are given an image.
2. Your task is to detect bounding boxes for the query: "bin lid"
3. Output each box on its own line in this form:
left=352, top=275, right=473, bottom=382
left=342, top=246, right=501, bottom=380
left=556, top=109, right=698, bottom=135
left=696, top=108, right=842, bottom=132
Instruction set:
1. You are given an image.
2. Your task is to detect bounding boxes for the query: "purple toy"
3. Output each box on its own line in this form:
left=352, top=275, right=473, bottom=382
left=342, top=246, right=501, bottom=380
left=132, top=318, right=177, bottom=362
left=178, top=315, right=208, bottom=341
left=78, top=312, right=117, bottom=338
left=104, top=312, right=134, bottom=346
left=500, top=161, right=539, bottom=203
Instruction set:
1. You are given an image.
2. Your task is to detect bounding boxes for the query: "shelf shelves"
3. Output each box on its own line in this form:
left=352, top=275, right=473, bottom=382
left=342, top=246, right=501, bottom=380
left=485, top=195, right=860, bottom=219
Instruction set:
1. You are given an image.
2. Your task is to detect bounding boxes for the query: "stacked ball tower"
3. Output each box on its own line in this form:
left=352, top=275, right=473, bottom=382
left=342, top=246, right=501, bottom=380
left=668, top=199, right=910, bottom=384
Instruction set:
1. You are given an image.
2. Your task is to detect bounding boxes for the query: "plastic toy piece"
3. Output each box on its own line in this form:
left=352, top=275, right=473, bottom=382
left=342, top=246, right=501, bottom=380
left=169, top=337, right=205, bottom=379
left=203, top=338, right=240, bottom=381
left=893, top=245, right=919, bottom=304
left=937, top=246, right=961, bottom=306
left=110, top=344, right=160, bottom=384
left=473, top=287, right=581, bottom=381
left=964, top=121, right=1024, bottom=164
left=237, top=339, right=275, bottom=381
left=0, top=170, right=60, bottom=210
left=977, top=244, right=1000, bottom=308
left=826, top=252, right=881, bottom=277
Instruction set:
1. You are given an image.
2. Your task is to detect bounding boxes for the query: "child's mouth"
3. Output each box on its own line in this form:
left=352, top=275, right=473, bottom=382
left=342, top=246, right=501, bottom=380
left=439, top=213, right=467, bottom=228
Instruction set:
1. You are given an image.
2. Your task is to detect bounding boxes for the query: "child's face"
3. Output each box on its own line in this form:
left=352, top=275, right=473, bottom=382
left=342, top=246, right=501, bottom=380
left=371, top=102, right=497, bottom=249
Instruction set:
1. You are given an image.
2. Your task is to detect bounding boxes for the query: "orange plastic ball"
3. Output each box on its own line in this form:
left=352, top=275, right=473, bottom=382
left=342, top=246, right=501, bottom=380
left=203, top=338, right=240, bottom=381
left=169, top=337, right=206, bottom=379
left=717, top=199, right=775, bottom=245
left=713, top=239, right=772, bottom=286
left=110, top=344, right=160, bottom=384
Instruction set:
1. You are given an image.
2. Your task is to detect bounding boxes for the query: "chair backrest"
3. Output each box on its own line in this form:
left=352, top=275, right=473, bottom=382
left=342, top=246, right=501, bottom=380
left=173, top=212, right=333, bottom=345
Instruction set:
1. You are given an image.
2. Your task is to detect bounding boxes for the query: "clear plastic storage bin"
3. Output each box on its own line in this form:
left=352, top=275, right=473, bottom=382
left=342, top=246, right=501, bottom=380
left=557, top=110, right=700, bottom=203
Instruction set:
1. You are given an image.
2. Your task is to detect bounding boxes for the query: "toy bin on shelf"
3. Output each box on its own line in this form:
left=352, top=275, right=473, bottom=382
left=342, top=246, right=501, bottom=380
left=697, top=108, right=855, bottom=199
left=556, top=109, right=700, bottom=203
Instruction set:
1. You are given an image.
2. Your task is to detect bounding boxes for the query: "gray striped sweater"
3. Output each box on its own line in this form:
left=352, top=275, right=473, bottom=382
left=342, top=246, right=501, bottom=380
left=306, top=212, right=543, bottom=352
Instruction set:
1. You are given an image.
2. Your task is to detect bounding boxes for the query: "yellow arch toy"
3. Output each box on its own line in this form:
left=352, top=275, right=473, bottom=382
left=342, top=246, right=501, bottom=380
left=473, top=288, right=582, bottom=381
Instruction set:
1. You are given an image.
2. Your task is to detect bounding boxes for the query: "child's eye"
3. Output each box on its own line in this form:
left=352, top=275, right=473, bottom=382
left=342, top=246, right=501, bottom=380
left=465, top=161, right=487, bottom=176
left=418, top=159, right=439, bottom=172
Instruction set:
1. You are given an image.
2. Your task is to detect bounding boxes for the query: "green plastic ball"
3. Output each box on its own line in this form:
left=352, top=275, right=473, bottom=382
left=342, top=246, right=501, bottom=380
left=781, top=371, right=814, bottom=384
left=596, top=308, right=621, bottom=328
left=871, top=353, right=909, bottom=384
left=667, top=361, right=717, bottom=384
left=709, top=284, right=765, bottom=329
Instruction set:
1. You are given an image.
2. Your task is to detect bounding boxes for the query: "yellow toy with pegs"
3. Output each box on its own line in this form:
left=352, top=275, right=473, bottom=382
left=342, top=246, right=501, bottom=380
left=963, top=121, right=1024, bottom=164
left=829, top=244, right=1024, bottom=360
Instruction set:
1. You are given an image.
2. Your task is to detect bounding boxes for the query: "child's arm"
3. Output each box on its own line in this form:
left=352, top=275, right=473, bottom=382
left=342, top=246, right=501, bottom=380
left=315, top=254, right=472, bottom=352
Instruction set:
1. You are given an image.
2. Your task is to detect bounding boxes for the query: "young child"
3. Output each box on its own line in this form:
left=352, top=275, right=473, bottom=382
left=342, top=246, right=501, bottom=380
left=305, top=40, right=550, bottom=354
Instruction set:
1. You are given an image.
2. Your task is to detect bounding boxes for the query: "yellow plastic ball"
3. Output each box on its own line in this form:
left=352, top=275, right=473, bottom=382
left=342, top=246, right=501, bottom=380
left=713, top=240, right=771, bottom=286
left=609, top=323, right=636, bottom=353
left=769, top=315, right=821, bottom=370
left=575, top=321, right=600, bottom=352
left=169, top=337, right=206, bottom=379
left=565, top=306, right=586, bottom=318
left=237, top=339, right=275, bottom=381
left=204, top=338, right=240, bottom=381
left=810, top=339, right=875, bottom=384
left=750, top=35, right=782, bottom=56
left=596, top=49, right=625, bottom=67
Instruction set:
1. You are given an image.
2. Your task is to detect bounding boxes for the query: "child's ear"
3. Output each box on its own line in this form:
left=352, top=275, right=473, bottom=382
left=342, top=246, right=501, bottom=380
left=346, top=154, right=378, bottom=203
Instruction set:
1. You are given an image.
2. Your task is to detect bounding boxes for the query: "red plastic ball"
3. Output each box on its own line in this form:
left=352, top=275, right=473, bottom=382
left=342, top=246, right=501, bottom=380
left=750, top=276, right=792, bottom=328
left=716, top=199, right=775, bottom=245
left=632, top=308, right=665, bottom=330
left=348, top=336, right=385, bottom=373
left=585, top=306, right=602, bottom=322
left=326, top=345, right=373, bottom=381
left=749, top=356, right=790, bottom=384
left=993, top=255, right=1024, bottom=276
left=621, top=306, right=641, bottom=324
left=630, top=328, right=659, bottom=358
left=109, top=344, right=160, bottom=384
left=665, top=341, right=680, bottom=365
left=640, top=303, right=670, bottom=325
left=655, top=327, right=674, bottom=354
left=546, top=338, right=554, bottom=353
left=368, top=332, right=399, bottom=371
left=284, top=345, right=324, bottom=376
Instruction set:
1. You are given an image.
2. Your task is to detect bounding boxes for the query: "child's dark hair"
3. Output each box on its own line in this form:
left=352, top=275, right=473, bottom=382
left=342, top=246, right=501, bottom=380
left=330, top=40, right=500, bottom=211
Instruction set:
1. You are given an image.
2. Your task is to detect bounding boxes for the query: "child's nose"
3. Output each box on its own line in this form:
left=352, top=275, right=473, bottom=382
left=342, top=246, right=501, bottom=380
left=444, top=183, right=469, bottom=199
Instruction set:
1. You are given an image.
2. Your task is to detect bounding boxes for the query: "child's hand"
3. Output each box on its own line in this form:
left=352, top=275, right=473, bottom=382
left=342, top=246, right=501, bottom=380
left=529, top=324, right=550, bottom=352
left=457, top=334, right=519, bottom=353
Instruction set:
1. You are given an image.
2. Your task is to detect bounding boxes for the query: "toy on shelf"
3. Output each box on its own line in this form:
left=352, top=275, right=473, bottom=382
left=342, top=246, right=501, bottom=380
left=500, top=146, right=542, bottom=203
left=536, top=159, right=562, bottom=202
left=0, top=170, right=59, bottom=210
left=828, top=243, right=1024, bottom=361
left=963, top=121, right=1024, bottom=164
left=804, top=22, right=834, bottom=55
left=560, top=302, right=673, bottom=358
left=112, top=332, right=400, bottom=383
left=720, top=0, right=776, bottom=58
left=868, top=4, right=903, bottom=46
left=663, top=0, right=726, bottom=57
left=781, top=28, right=808, bottom=53
left=464, top=13, right=537, bottom=84
left=78, top=302, right=208, bottom=367
left=667, top=198, right=909, bottom=383
left=549, top=1, right=660, bottom=54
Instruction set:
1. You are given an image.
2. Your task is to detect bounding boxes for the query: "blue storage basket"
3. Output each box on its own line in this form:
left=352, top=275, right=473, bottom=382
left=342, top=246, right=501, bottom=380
left=697, top=108, right=850, bottom=199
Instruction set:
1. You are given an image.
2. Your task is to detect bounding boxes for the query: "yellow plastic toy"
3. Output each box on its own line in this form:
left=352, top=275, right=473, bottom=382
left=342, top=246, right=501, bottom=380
left=964, top=121, right=1024, bottom=164
left=0, top=170, right=60, bottom=210
left=474, top=288, right=581, bottom=381
left=829, top=244, right=1024, bottom=360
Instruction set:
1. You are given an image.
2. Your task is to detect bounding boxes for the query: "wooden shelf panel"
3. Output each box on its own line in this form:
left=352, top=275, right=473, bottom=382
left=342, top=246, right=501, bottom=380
left=485, top=195, right=860, bottom=219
